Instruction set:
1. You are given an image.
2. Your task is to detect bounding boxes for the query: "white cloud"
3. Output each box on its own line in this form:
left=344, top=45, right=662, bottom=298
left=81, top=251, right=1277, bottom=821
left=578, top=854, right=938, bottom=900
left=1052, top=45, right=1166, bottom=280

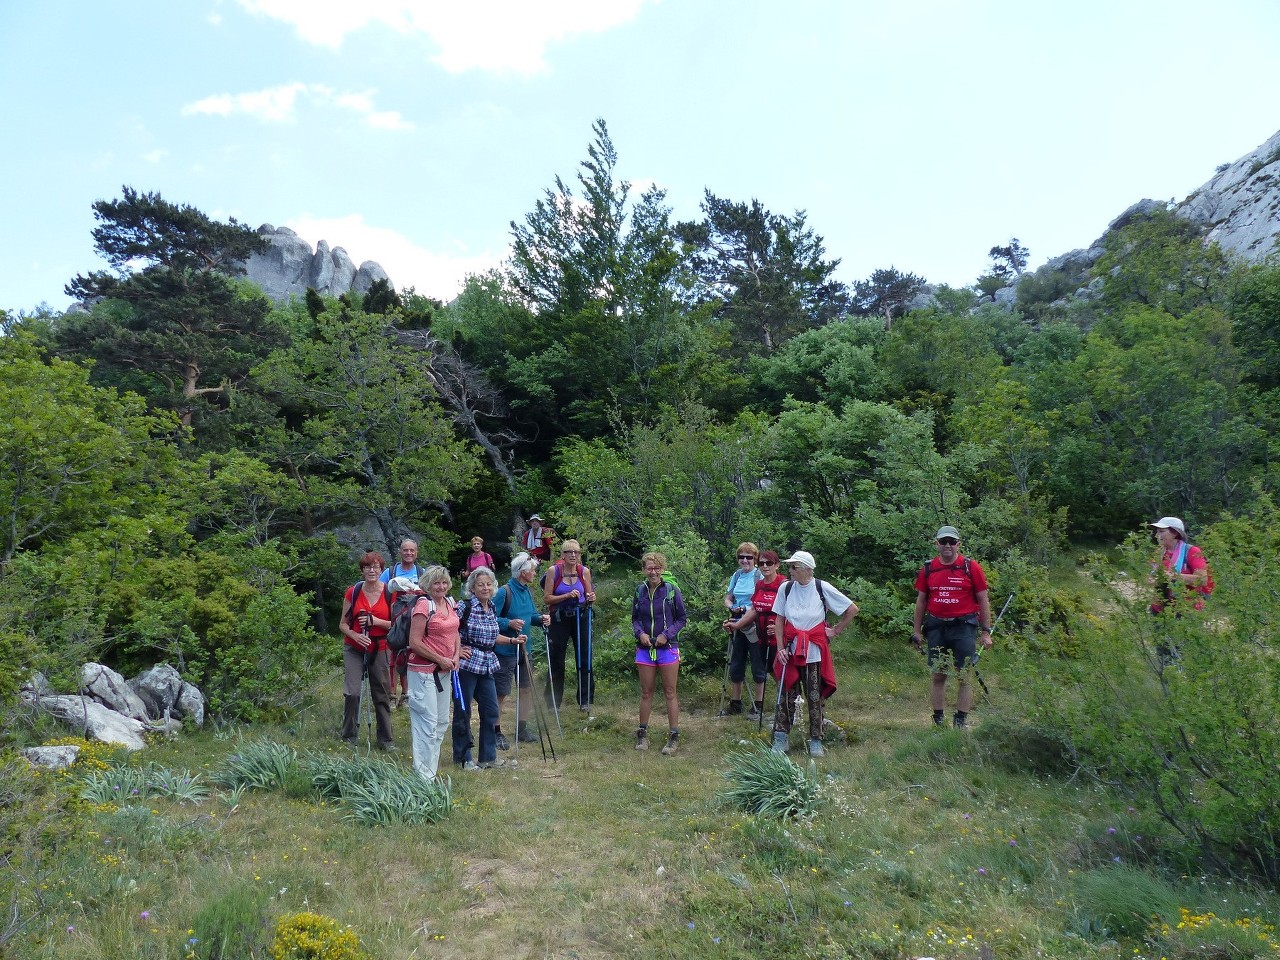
left=180, top=83, right=413, bottom=129
left=141, top=149, right=168, bottom=164
left=284, top=214, right=503, bottom=301
left=236, top=0, right=653, bottom=75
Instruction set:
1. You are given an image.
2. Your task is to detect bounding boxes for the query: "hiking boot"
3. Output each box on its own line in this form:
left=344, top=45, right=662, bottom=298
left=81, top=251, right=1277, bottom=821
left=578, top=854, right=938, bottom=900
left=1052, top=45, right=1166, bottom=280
left=463, top=760, right=481, bottom=771
left=376, top=741, right=396, bottom=753
left=953, top=713, right=968, bottom=730
left=636, top=728, right=650, bottom=751
left=660, top=732, right=679, bottom=756
left=717, top=700, right=744, bottom=717
left=517, top=726, right=539, bottom=744
left=771, top=731, right=790, bottom=754
left=480, top=758, right=507, bottom=769
left=807, top=738, right=825, bottom=758
left=495, top=732, right=511, bottom=751
left=747, top=701, right=763, bottom=720
left=933, top=711, right=946, bottom=727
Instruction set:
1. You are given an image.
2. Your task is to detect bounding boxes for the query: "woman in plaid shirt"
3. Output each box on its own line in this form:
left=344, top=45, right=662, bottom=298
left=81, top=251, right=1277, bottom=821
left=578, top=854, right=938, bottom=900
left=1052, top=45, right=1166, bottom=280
left=452, top=567, right=506, bottom=770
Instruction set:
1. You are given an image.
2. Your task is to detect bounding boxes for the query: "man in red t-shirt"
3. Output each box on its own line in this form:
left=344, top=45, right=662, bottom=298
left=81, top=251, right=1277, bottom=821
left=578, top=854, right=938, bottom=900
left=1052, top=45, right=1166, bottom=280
left=912, top=526, right=992, bottom=729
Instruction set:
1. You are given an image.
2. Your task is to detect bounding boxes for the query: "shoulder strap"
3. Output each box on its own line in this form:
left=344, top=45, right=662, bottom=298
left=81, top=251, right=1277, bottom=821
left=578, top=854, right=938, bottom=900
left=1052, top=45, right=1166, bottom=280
left=814, top=580, right=830, bottom=614
left=1173, top=542, right=1189, bottom=574
left=496, top=584, right=512, bottom=618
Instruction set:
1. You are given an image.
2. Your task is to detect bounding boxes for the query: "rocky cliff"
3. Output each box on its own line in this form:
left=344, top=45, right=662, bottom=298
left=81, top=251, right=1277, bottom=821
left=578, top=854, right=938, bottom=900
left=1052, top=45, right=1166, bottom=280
left=1178, top=128, right=1280, bottom=261
left=243, top=225, right=392, bottom=302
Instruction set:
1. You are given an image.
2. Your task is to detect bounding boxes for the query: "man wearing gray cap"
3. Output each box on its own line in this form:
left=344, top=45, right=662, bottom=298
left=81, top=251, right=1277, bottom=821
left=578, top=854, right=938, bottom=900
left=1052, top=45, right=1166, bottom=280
left=770, top=550, right=859, bottom=757
left=912, top=526, right=992, bottom=729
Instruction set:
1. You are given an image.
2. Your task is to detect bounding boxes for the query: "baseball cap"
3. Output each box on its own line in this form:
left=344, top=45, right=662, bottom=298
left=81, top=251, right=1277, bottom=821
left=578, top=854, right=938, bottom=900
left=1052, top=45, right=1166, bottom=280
left=935, top=525, right=961, bottom=541
left=1150, top=517, right=1186, bottom=537
left=783, top=550, right=816, bottom=570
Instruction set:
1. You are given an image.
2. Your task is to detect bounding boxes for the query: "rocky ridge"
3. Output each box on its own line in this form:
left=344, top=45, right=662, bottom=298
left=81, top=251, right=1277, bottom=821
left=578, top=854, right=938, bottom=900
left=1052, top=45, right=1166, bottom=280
left=242, top=224, right=392, bottom=303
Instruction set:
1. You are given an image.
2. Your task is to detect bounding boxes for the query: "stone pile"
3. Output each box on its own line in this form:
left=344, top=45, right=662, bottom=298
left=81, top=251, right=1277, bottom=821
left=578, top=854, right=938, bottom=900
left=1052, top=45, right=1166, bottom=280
left=20, top=663, right=205, bottom=753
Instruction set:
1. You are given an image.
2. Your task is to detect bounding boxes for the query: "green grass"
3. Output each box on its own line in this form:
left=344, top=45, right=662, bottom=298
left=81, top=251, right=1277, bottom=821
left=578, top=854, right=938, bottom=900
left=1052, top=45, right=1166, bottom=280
left=7, top=633, right=1279, bottom=960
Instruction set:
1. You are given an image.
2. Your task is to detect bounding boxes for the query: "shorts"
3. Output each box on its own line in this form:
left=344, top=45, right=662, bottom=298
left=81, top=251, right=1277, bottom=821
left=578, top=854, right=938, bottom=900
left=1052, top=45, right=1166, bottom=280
left=635, top=646, right=680, bottom=667
left=494, top=652, right=533, bottom=696
left=924, top=615, right=978, bottom=673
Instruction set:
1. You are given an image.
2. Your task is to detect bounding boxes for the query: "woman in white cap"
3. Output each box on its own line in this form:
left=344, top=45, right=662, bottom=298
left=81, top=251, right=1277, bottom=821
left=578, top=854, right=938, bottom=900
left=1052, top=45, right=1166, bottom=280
left=770, top=550, right=858, bottom=757
left=1149, top=517, right=1212, bottom=614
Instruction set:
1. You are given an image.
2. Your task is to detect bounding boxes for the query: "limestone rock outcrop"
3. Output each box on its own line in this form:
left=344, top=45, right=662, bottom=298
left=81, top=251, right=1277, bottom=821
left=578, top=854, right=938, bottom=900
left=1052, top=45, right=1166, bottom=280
left=242, top=225, right=392, bottom=303
left=1177, top=128, right=1280, bottom=262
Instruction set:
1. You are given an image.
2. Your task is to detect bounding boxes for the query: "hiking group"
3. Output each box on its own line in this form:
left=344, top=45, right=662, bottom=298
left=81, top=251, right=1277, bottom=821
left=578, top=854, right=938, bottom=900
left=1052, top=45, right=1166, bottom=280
left=338, top=513, right=1211, bottom=780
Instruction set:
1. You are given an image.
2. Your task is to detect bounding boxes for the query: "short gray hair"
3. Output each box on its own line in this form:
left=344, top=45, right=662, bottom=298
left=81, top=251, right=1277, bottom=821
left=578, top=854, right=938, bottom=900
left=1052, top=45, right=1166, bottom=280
left=465, top=566, right=497, bottom=596
left=511, top=552, right=538, bottom=578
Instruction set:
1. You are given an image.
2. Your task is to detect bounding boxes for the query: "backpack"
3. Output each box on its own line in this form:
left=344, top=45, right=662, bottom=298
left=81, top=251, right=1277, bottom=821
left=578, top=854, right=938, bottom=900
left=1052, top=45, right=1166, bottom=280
left=346, top=582, right=392, bottom=631
left=634, top=575, right=681, bottom=615
left=540, top=561, right=591, bottom=596
left=919, top=557, right=975, bottom=599
left=1167, top=542, right=1216, bottom=598
left=779, top=578, right=831, bottom=615
left=386, top=591, right=427, bottom=654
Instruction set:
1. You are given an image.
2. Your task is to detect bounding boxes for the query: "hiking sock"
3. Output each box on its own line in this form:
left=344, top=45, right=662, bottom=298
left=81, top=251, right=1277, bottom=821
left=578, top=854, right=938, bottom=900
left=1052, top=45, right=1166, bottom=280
left=493, top=724, right=503, bottom=736
left=933, top=709, right=945, bottom=726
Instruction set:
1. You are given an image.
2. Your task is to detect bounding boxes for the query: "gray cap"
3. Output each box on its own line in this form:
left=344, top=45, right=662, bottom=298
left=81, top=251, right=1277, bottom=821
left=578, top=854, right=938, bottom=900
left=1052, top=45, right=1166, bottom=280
left=935, top=526, right=961, bottom=541
left=1150, top=516, right=1186, bottom=537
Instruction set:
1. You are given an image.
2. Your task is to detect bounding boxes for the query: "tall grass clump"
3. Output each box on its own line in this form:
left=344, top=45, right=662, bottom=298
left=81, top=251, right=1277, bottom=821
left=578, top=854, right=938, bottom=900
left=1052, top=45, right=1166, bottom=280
left=211, top=737, right=297, bottom=792
left=722, top=746, right=820, bottom=819
left=1068, top=865, right=1180, bottom=940
left=307, top=752, right=452, bottom=826
left=79, top=762, right=209, bottom=805
left=189, top=881, right=271, bottom=960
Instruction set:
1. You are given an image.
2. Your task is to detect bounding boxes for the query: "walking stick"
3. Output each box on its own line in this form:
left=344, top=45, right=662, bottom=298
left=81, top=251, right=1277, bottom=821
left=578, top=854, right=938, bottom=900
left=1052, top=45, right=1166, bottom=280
left=542, top=623, right=563, bottom=737
left=969, top=593, right=1014, bottom=702
left=525, top=638, right=556, bottom=762
left=356, top=653, right=374, bottom=751
left=514, top=641, right=521, bottom=763
left=717, top=626, right=735, bottom=717
left=585, top=603, right=594, bottom=715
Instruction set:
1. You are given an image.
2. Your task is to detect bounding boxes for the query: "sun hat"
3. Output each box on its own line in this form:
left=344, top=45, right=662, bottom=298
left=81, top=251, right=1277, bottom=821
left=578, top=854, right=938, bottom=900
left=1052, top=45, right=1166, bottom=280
left=935, top=525, right=961, bottom=541
left=783, top=550, right=816, bottom=570
left=1150, top=517, right=1186, bottom=538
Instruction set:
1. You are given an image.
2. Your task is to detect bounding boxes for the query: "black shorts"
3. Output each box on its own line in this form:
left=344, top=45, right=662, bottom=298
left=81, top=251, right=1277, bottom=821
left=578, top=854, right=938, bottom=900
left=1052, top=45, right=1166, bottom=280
left=494, top=652, right=532, bottom=696
left=925, top=615, right=978, bottom=672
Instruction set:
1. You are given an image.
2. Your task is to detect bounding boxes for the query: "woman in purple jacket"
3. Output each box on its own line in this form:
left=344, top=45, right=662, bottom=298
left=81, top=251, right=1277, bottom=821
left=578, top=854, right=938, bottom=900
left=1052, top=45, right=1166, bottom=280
left=631, top=552, right=687, bottom=756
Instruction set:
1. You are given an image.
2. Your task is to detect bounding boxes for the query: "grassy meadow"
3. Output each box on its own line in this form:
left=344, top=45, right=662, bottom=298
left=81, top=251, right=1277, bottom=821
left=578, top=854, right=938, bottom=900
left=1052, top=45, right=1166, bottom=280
left=9, top=610, right=1280, bottom=960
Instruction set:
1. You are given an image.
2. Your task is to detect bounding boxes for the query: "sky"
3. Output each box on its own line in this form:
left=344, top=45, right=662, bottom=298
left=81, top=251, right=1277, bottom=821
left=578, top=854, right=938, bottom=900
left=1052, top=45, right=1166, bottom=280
left=3, top=0, right=1280, bottom=314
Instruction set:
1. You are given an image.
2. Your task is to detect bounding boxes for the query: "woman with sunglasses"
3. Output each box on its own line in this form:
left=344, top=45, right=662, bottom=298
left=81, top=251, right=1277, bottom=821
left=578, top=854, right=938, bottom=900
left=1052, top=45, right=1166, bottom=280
left=719, top=542, right=764, bottom=718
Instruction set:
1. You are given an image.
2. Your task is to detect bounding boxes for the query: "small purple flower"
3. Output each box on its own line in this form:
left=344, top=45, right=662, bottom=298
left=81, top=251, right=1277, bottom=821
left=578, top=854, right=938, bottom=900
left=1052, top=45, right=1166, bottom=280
left=67, top=926, right=75, bottom=933
left=978, top=868, right=987, bottom=875
left=962, top=813, right=971, bottom=820
left=843, top=900, right=852, bottom=906
left=1107, top=827, right=1117, bottom=835
left=140, top=911, right=149, bottom=920
left=713, top=937, right=721, bottom=944
left=687, top=922, right=696, bottom=930
left=1009, top=839, right=1017, bottom=846
left=1113, top=856, right=1122, bottom=863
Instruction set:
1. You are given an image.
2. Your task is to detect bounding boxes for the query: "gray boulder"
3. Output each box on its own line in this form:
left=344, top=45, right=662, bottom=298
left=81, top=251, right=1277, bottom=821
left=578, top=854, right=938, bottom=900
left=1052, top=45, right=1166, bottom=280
left=82, top=662, right=150, bottom=721
left=39, top=695, right=148, bottom=751
left=22, top=747, right=81, bottom=773
left=130, top=664, right=184, bottom=719
left=352, top=260, right=391, bottom=294
left=23, top=745, right=81, bottom=770
left=20, top=671, right=51, bottom=702
left=174, top=682, right=206, bottom=728
left=331, top=246, right=358, bottom=293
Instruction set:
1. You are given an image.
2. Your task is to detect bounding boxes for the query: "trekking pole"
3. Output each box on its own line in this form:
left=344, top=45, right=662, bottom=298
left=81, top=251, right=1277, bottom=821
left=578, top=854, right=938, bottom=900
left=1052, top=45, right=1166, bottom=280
left=585, top=603, right=594, bottom=716
left=525, top=640, right=556, bottom=762
left=513, top=641, right=522, bottom=764
left=970, top=593, right=1014, bottom=701
left=452, top=670, right=467, bottom=711
left=542, top=623, right=563, bottom=737
left=356, top=654, right=374, bottom=751
left=717, top=626, right=734, bottom=717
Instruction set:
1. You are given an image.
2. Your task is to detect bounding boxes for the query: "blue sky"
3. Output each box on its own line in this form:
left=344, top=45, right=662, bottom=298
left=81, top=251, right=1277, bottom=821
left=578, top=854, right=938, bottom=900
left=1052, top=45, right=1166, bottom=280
left=3, top=0, right=1279, bottom=313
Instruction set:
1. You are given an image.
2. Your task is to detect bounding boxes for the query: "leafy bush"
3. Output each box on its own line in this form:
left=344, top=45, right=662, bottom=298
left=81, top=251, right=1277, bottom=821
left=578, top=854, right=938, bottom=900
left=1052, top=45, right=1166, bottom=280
left=1009, top=504, right=1280, bottom=880
left=722, top=746, right=820, bottom=819
left=269, top=911, right=367, bottom=960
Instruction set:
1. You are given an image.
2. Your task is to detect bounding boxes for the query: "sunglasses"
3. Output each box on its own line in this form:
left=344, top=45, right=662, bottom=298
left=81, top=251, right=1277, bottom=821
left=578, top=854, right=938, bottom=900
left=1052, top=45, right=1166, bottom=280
left=759, top=560, right=776, bottom=566
left=738, top=555, right=756, bottom=561
left=937, top=538, right=958, bottom=546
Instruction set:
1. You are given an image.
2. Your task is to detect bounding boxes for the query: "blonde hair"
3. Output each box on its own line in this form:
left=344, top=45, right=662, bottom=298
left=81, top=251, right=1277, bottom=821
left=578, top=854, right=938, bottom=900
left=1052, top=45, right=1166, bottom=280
left=641, top=552, right=667, bottom=571
left=559, top=539, right=582, bottom=558
left=736, top=542, right=759, bottom=559
left=422, top=565, right=452, bottom=590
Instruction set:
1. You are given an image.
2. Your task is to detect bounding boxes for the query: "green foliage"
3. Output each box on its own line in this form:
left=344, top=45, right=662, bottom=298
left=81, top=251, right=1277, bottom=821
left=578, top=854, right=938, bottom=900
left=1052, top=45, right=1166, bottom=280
left=722, top=746, right=821, bottom=818
left=211, top=737, right=298, bottom=793
left=1009, top=505, right=1280, bottom=881
left=308, top=752, right=452, bottom=827
left=79, top=763, right=210, bottom=805
left=190, top=882, right=271, bottom=960
left=1069, top=866, right=1180, bottom=940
